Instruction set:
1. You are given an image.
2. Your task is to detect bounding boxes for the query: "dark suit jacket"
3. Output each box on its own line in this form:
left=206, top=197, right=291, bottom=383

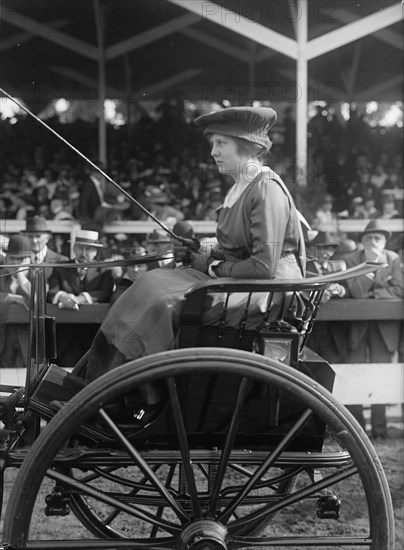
left=342, top=248, right=404, bottom=352
left=78, top=178, right=102, bottom=221
left=0, top=269, right=31, bottom=303
left=47, top=261, right=114, bottom=304
left=305, top=259, right=348, bottom=362
left=0, top=268, right=31, bottom=365
left=40, top=248, right=69, bottom=282
left=110, top=277, right=133, bottom=306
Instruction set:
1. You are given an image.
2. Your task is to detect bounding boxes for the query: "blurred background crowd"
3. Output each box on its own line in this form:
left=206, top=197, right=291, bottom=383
left=0, top=101, right=402, bottom=261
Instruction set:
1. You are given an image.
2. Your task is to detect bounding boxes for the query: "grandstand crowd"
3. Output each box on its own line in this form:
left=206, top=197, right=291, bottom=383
left=0, top=103, right=402, bottom=251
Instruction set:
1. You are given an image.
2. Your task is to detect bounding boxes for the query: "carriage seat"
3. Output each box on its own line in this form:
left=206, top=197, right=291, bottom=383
left=176, top=277, right=327, bottom=368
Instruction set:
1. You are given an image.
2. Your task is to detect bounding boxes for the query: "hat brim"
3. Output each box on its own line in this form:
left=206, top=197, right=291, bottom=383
left=68, top=239, right=104, bottom=248
left=359, top=229, right=391, bottom=240
left=202, top=125, right=271, bottom=152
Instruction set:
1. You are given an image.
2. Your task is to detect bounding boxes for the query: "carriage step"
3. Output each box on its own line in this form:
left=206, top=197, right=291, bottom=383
left=30, top=364, right=86, bottom=411
left=45, top=485, right=71, bottom=516
left=316, top=494, right=341, bottom=519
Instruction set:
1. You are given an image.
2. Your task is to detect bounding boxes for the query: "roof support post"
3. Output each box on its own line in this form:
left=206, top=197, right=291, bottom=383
left=295, top=1, right=308, bottom=187
left=94, top=0, right=107, bottom=166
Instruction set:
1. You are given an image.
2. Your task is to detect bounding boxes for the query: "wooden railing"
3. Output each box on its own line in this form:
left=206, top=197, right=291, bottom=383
left=1, top=300, right=402, bottom=407
left=2, top=298, right=402, bottom=324
left=1, top=218, right=403, bottom=239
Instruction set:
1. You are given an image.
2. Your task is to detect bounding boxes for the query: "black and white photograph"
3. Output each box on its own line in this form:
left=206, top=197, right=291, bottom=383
left=0, top=1, right=403, bottom=548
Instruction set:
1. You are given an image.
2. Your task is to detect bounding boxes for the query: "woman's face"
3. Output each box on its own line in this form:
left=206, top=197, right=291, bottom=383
left=209, top=134, right=250, bottom=180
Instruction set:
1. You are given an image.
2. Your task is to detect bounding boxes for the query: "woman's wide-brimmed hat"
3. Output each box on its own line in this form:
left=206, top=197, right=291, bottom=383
left=69, top=229, right=104, bottom=248
left=359, top=219, right=391, bottom=240
left=22, top=215, right=51, bottom=234
left=5, top=234, right=32, bottom=258
left=194, top=106, right=277, bottom=152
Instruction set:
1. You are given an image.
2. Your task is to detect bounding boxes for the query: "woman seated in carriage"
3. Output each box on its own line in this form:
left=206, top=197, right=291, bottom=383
left=85, top=106, right=307, bottom=411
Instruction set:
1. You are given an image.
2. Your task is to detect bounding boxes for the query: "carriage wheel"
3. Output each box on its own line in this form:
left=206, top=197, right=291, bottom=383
left=3, top=348, right=394, bottom=549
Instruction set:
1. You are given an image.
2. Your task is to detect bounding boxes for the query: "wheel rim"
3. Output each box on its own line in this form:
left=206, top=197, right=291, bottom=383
left=3, top=348, right=395, bottom=549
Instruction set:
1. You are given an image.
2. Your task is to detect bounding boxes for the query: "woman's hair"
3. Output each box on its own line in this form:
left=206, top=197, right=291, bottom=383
left=205, top=132, right=268, bottom=161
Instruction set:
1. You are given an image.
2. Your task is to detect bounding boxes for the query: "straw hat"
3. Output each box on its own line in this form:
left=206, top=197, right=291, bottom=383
left=69, top=229, right=104, bottom=248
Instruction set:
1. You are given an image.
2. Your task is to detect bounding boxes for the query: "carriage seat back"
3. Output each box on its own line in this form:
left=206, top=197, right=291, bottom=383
left=177, top=278, right=327, bottom=366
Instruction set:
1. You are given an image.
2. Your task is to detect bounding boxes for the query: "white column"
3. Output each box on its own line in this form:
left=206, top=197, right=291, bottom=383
left=94, top=0, right=107, bottom=166
left=296, top=1, right=308, bottom=186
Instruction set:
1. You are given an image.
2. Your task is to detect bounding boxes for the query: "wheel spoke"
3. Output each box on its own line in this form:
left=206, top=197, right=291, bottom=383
left=150, top=464, right=177, bottom=538
left=229, top=464, right=359, bottom=533
left=167, top=377, right=202, bottom=519
left=102, top=464, right=162, bottom=526
left=207, top=376, right=248, bottom=516
left=46, top=469, right=181, bottom=534
left=98, top=407, right=189, bottom=523
left=219, top=408, right=313, bottom=523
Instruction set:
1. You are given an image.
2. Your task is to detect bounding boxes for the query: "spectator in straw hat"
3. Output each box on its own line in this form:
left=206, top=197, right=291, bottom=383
left=48, top=230, right=114, bottom=309
left=342, top=219, right=404, bottom=438
left=0, top=235, right=33, bottom=368
left=47, top=229, right=114, bottom=369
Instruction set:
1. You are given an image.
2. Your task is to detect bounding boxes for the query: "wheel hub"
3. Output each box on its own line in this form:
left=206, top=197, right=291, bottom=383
left=179, top=520, right=228, bottom=550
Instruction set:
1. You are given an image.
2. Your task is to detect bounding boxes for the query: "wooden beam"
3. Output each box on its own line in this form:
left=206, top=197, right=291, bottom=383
left=130, top=68, right=203, bottom=100
left=167, top=0, right=298, bottom=59
left=287, top=0, right=299, bottom=40
left=94, top=0, right=107, bottom=166
left=0, top=6, right=98, bottom=59
left=353, top=74, right=404, bottom=102
left=1, top=364, right=402, bottom=406
left=0, top=19, right=67, bottom=52
left=333, top=364, right=404, bottom=405
left=50, top=66, right=121, bottom=98
left=106, top=12, right=200, bottom=60
left=179, top=27, right=250, bottom=63
left=295, top=1, right=308, bottom=185
left=340, top=42, right=362, bottom=99
left=306, top=3, right=402, bottom=60
left=321, top=6, right=403, bottom=51
left=278, top=68, right=345, bottom=103
left=255, top=48, right=277, bottom=64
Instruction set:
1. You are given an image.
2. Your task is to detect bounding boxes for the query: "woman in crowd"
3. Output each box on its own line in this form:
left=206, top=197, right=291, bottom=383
left=85, top=106, right=306, bottom=388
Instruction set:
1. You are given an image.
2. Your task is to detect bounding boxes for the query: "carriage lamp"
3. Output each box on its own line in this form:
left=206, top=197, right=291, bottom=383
left=257, top=321, right=300, bottom=368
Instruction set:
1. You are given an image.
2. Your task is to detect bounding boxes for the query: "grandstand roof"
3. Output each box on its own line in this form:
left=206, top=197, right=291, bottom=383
left=0, top=0, right=402, bottom=111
